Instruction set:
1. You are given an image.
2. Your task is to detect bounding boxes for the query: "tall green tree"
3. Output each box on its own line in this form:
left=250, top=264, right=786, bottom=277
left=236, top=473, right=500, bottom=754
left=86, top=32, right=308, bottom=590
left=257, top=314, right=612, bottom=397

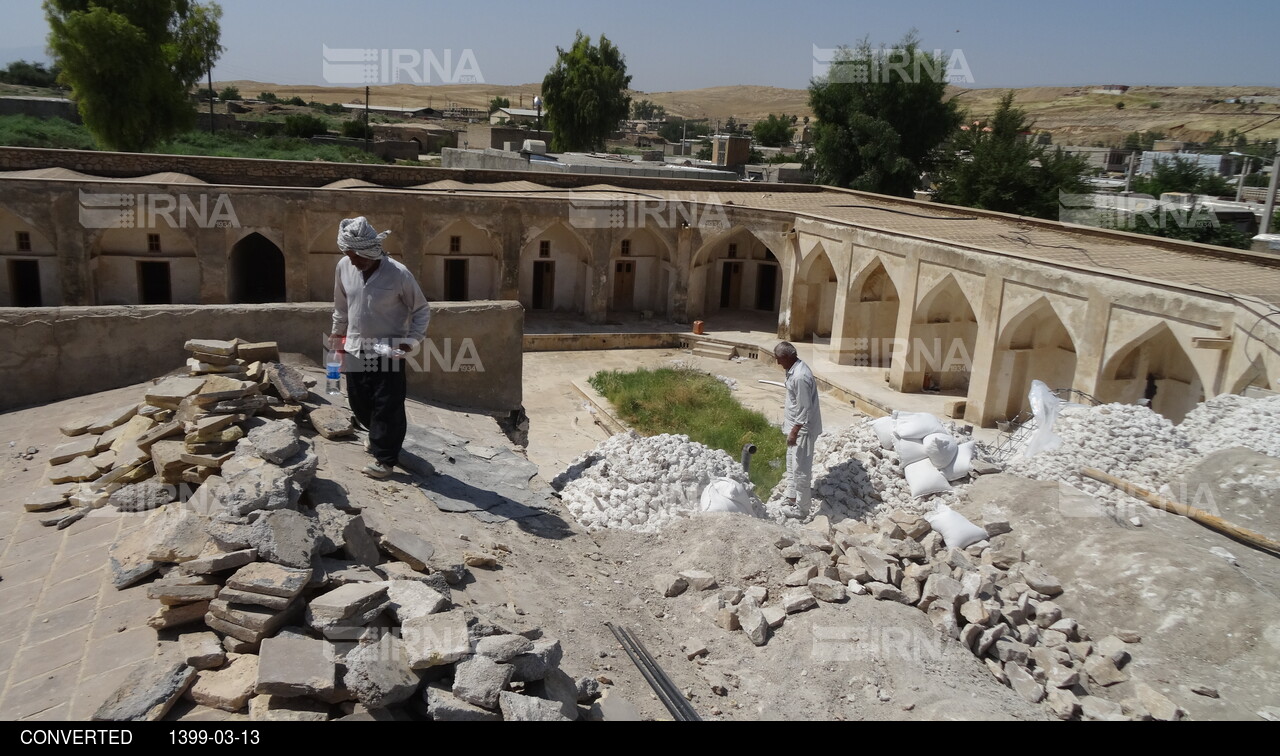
left=933, top=91, right=1091, bottom=219
left=752, top=113, right=795, bottom=147
left=807, top=32, right=961, bottom=196
left=44, top=0, right=223, bottom=151
left=1132, top=154, right=1234, bottom=197
left=541, top=30, right=631, bottom=152
left=487, top=96, right=510, bottom=114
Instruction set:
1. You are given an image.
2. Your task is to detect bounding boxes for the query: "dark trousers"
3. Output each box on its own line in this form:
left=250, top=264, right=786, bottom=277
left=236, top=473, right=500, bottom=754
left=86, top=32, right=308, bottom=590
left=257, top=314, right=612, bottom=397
left=346, top=363, right=407, bottom=467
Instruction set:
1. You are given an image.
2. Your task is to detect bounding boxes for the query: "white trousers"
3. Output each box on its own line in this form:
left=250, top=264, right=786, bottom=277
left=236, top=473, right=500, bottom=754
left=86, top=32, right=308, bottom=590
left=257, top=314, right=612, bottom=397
left=784, top=430, right=815, bottom=508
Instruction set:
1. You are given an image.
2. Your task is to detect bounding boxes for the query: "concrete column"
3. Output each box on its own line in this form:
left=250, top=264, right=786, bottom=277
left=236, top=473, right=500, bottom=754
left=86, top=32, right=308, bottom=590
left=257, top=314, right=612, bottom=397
left=495, top=207, right=523, bottom=301
left=827, top=240, right=855, bottom=362
left=47, top=193, right=92, bottom=305
left=672, top=227, right=695, bottom=323
left=282, top=213, right=309, bottom=303
left=581, top=227, right=612, bottom=325
left=192, top=227, right=229, bottom=304
left=776, top=232, right=799, bottom=340
left=888, top=249, right=923, bottom=393
left=966, top=273, right=1006, bottom=427
left=1070, top=290, right=1113, bottom=399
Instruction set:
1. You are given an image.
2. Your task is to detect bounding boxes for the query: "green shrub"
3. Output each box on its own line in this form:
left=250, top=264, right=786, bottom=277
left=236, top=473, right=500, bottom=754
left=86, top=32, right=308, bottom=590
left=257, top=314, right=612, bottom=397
left=340, top=119, right=373, bottom=139
left=283, top=113, right=330, bottom=138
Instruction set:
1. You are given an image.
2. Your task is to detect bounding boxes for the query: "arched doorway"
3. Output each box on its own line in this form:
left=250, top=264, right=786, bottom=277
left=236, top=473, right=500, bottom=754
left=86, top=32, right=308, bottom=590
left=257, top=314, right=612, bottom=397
left=608, top=227, right=673, bottom=316
left=424, top=220, right=500, bottom=302
left=519, top=222, right=590, bottom=314
left=992, top=299, right=1078, bottom=420
left=1098, top=324, right=1204, bottom=423
left=229, top=232, right=286, bottom=304
left=838, top=258, right=899, bottom=366
left=689, top=227, right=780, bottom=321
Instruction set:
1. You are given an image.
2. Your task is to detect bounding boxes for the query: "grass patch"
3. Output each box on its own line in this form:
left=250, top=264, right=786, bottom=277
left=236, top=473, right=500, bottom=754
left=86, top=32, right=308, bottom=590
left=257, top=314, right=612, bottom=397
left=0, top=115, right=384, bottom=164
left=589, top=366, right=786, bottom=498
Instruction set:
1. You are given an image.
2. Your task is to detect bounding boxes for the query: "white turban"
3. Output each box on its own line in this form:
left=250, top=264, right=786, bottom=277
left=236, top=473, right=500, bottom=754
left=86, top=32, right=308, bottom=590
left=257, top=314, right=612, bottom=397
left=337, top=216, right=391, bottom=259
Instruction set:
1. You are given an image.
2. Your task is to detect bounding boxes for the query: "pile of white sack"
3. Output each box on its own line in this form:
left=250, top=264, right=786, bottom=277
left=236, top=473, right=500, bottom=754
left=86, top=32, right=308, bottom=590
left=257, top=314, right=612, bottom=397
left=763, top=412, right=971, bottom=524
left=872, top=411, right=977, bottom=496
left=553, top=431, right=762, bottom=533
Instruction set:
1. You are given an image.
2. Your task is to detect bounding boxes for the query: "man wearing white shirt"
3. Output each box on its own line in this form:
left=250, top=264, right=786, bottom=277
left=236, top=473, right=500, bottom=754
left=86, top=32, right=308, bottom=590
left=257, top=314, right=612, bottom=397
left=775, top=341, right=822, bottom=515
left=331, top=217, right=431, bottom=479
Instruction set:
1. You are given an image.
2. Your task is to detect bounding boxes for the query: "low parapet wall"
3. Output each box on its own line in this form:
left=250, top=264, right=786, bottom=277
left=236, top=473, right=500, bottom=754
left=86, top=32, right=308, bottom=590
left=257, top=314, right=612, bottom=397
left=0, top=300, right=523, bottom=414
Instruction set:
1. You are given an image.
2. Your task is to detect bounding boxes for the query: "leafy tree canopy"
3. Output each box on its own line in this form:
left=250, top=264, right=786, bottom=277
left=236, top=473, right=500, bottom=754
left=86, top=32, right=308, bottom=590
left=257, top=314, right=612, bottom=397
left=541, top=30, right=631, bottom=151
left=44, top=0, right=223, bottom=151
left=752, top=113, right=795, bottom=147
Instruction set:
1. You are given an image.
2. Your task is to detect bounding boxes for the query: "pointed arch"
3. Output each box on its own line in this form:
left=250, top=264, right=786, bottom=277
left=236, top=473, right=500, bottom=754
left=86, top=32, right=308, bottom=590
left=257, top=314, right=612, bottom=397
left=520, top=220, right=591, bottom=313
left=229, top=232, right=286, bottom=304
left=423, top=219, right=500, bottom=301
left=0, top=206, right=58, bottom=306
left=689, top=225, right=779, bottom=318
left=791, top=243, right=838, bottom=339
left=991, top=297, right=1078, bottom=420
left=904, top=274, right=978, bottom=393
left=837, top=257, right=900, bottom=366
left=609, top=226, right=673, bottom=316
left=1098, top=322, right=1204, bottom=423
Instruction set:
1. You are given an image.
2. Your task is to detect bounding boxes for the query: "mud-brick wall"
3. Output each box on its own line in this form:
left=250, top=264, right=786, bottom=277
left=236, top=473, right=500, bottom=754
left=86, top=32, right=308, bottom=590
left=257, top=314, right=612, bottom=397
left=0, top=301, right=523, bottom=413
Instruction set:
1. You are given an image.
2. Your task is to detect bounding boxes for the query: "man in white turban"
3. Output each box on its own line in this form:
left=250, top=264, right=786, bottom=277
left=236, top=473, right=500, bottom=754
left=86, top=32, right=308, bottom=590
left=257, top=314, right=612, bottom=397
left=331, top=216, right=431, bottom=479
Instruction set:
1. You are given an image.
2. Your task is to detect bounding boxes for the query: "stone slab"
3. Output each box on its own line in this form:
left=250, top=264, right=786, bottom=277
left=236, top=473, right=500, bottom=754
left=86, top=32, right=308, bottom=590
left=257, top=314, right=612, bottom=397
left=256, top=636, right=336, bottom=698
left=93, top=658, right=195, bottom=721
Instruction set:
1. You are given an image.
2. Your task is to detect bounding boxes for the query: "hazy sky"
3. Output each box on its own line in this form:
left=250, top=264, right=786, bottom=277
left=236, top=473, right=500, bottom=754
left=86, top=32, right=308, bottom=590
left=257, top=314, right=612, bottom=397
left=2, top=0, right=1278, bottom=91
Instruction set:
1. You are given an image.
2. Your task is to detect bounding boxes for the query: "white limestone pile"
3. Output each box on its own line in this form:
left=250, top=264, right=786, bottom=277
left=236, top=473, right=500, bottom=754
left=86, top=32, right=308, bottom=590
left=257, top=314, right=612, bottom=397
left=1178, top=393, right=1280, bottom=459
left=763, top=421, right=965, bottom=524
left=555, top=432, right=758, bottom=533
left=1003, top=403, right=1196, bottom=506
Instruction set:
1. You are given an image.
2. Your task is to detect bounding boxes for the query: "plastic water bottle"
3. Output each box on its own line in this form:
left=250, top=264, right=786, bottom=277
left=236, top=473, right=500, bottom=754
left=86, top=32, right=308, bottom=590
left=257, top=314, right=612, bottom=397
left=325, top=348, right=342, bottom=395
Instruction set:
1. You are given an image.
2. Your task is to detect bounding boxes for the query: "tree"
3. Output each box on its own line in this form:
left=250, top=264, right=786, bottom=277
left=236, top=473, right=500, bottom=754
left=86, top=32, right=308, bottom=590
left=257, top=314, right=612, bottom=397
left=933, top=92, right=1091, bottom=219
left=807, top=32, right=962, bottom=196
left=657, top=118, right=709, bottom=143
left=1132, top=155, right=1235, bottom=198
left=752, top=113, right=795, bottom=147
left=44, top=0, right=223, bottom=151
left=258, top=91, right=279, bottom=103
left=631, top=99, right=665, bottom=120
left=541, top=31, right=631, bottom=151
left=487, top=96, right=510, bottom=114
left=283, top=113, right=329, bottom=138
left=218, top=85, right=239, bottom=101
left=0, top=60, right=62, bottom=88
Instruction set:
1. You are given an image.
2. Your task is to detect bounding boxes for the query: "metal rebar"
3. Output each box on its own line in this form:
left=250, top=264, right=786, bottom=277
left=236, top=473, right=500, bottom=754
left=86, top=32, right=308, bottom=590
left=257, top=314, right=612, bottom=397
left=605, top=622, right=701, bottom=721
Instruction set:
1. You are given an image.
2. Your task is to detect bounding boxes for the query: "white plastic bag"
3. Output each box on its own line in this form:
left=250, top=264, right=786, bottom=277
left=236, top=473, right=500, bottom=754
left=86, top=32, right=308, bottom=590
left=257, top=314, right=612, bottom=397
left=871, top=416, right=897, bottom=450
left=892, top=411, right=945, bottom=441
left=942, top=440, right=976, bottom=482
left=925, top=504, right=988, bottom=548
left=1023, top=380, right=1063, bottom=458
left=923, top=432, right=959, bottom=468
left=904, top=459, right=951, bottom=498
left=699, top=477, right=756, bottom=516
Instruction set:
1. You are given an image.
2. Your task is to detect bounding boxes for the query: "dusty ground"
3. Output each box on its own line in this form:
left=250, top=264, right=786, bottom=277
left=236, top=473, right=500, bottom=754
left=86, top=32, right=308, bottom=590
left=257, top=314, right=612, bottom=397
left=1, top=347, right=1277, bottom=721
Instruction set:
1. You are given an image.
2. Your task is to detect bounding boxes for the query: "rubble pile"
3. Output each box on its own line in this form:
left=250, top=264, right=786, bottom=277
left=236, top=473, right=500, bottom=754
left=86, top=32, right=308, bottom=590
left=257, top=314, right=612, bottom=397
left=1003, top=404, right=1197, bottom=507
left=763, top=419, right=969, bottom=523
left=654, top=511, right=1186, bottom=721
left=24, top=338, right=358, bottom=525
left=554, top=432, right=759, bottom=533
left=19, top=338, right=599, bottom=722
left=1178, top=393, right=1280, bottom=459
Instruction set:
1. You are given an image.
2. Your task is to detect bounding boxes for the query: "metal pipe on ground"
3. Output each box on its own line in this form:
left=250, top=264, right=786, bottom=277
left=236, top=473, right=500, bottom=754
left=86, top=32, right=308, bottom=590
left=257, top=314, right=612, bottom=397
left=741, top=443, right=757, bottom=473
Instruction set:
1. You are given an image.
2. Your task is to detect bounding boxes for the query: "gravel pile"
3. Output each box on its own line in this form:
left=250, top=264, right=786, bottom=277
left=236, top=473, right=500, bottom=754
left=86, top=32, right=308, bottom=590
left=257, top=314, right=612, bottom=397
left=1003, top=403, right=1197, bottom=506
left=1178, top=393, right=1280, bottom=459
left=554, top=432, right=760, bottom=533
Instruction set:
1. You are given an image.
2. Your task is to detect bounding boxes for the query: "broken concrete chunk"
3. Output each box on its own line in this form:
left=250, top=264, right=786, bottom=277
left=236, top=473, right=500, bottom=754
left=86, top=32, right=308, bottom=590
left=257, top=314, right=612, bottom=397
left=1083, top=655, right=1130, bottom=687
left=247, top=420, right=301, bottom=464
left=145, top=504, right=211, bottom=563
left=1081, top=695, right=1128, bottom=721
left=309, top=406, right=355, bottom=439
left=761, top=605, right=786, bottom=629
left=108, top=480, right=176, bottom=513
left=807, top=576, right=847, bottom=603
left=147, top=601, right=211, bottom=630
left=23, top=484, right=76, bottom=512
left=93, top=658, right=196, bottom=721
left=255, top=636, right=336, bottom=698
left=452, top=654, right=514, bottom=710
left=266, top=363, right=310, bottom=404
left=185, top=339, right=237, bottom=356
left=785, top=564, right=818, bottom=587
left=475, top=634, right=534, bottom=662
left=499, top=691, right=572, bottom=721
left=782, top=587, right=818, bottom=614
left=1020, top=565, right=1064, bottom=597
left=424, top=683, right=502, bottom=722
left=227, top=561, right=312, bottom=599
left=248, top=509, right=321, bottom=569
left=191, top=654, right=259, bottom=712
left=681, top=639, right=709, bottom=660
left=654, top=573, right=688, bottom=597
left=344, top=637, right=422, bottom=709
left=180, top=632, right=226, bottom=671
left=383, top=580, right=450, bottom=623
left=46, top=455, right=102, bottom=484
left=737, top=596, right=769, bottom=646
left=146, top=577, right=219, bottom=605
left=49, top=433, right=101, bottom=466
left=307, top=582, right=389, bottom=626
left=403, top=612, right=473, bottom=669
left=1046, top=687, right=1081, bottom=720
left=1004, top=663, right=1044, bottom=703
left=237, top=341, right=280, bottom=363
left=677, top=570, right=718, bottom=591
left=509, top=638, right=563, bottom=683
left=60, top=415, right=95, bottom=436
left=378, top=530, right=435, bottom=571
left=87, top=404, right=140, bottom=435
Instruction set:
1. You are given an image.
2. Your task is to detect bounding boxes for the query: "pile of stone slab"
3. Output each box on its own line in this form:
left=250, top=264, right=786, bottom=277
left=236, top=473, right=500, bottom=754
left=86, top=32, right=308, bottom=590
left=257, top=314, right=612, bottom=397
left=23, top=339, right=355, bottom=526
left=654, top=512, right=1188, bottom=722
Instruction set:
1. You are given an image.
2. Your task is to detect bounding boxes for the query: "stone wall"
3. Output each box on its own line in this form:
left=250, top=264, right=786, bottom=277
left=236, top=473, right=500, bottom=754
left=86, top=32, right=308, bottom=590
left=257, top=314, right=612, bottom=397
left=0, top=300, right=523, bottom=414
left=0, top=146, right=822, bottom=193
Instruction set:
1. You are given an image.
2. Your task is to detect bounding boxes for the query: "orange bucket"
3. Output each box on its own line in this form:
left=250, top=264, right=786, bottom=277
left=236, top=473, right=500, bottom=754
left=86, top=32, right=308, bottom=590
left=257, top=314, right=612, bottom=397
left=692, top=320, right=705, bottom=335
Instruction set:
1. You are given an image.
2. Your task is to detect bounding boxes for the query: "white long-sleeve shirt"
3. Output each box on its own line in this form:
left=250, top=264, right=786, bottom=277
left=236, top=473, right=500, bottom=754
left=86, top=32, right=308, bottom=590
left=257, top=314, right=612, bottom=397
left=784, top=359, right=823, bottom=437
left=332, top=256, right=431, bottom=358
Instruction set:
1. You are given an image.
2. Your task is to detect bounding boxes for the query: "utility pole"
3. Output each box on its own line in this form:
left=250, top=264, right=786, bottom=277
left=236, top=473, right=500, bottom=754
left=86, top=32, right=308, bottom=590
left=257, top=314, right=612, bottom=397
left=364, top=85, right=370, bottom=153
left=207, top=58, right=215, bottom=135
left=1123, top=151, right=1136, bottom=194
left=1261, top=140, right=1279, bottom=236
